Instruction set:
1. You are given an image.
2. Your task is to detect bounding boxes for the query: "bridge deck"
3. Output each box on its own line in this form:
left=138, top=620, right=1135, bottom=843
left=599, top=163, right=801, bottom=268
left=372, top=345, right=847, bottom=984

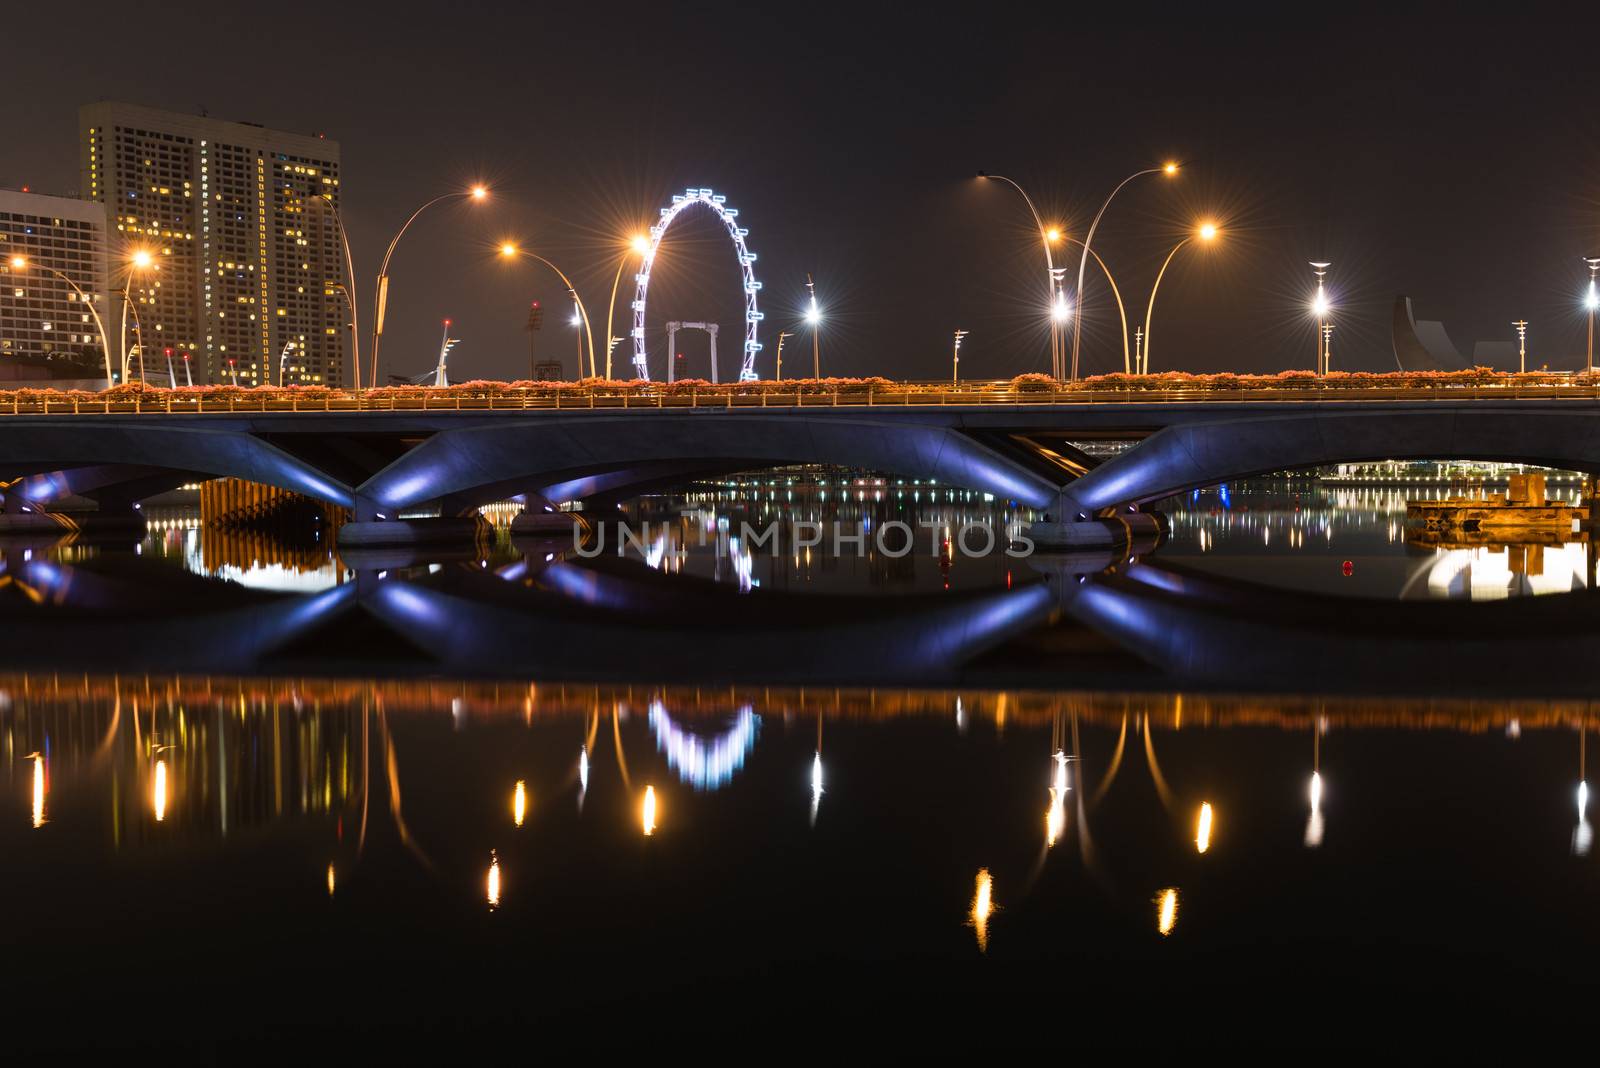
left=7, top=383, right=1600, bottom=417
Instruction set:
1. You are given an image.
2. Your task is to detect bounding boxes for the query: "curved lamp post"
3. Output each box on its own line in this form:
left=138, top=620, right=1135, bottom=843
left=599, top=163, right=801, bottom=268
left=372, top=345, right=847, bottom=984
left=120, top=248, right=154, bottom=383
left=978, top=172, right=1065, bottom=377
left=500, top=243, right=595, bottom=380
left=307, top=193, right=362, bottom=390
left=1071, top=162, right=1180, bottom=380
left=1141, top=222, right=1219, bottom=374
left=7, top=254, right=115, bottom=385
left=370, top=184, right=488, bottom=387
left=602, top=234, right=651, bottom=380
left=1058, top=236, right=1129, bottom=375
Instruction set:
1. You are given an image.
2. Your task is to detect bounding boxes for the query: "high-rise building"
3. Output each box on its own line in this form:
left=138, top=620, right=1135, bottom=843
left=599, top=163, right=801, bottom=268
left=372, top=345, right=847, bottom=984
left=0, top=188, right=112, bottom=386
left=80, top=102, right=346, bottom=386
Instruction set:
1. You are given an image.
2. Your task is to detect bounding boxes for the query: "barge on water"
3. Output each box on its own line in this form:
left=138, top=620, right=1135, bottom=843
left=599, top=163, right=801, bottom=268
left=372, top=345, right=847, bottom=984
left=1405, top=473, right=1589, bottom=543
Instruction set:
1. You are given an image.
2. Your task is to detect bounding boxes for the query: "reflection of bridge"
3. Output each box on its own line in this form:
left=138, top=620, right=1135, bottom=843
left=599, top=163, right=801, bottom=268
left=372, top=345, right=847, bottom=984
left=6, top=397, right=1600, bottom=545
left=12, top=542, right=1600, bottom=696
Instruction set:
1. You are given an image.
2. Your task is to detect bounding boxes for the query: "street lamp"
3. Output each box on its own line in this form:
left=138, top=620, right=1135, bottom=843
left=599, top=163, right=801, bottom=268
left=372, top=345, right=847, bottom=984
left=1310, top=262, right=1332, bottom=374
left=306, top=192, right=362, bottom=390
left=1513, top=319, right=1529, bottom=373
left=1071, top=162, right=1180, bottom=380
left=6, top=255, right=115, bottom=385
left=775, top=330, right=793, bottom=381
left=601, top=233, right=652, bottom=380
left=1584, top=258, right=1600, bottom=377
left=500, top=243, right=595, bottom=380
left=952, top=328, right=969, bottom=383
left=370, top=184, right=489, bottom=387
left=804, top=274, right=821, bottom=379
left=1141, top=221, right=1219, bottom=374
left=978, top=172, right=1064, bottom=377
left=121, top=248, right=156, bottom=383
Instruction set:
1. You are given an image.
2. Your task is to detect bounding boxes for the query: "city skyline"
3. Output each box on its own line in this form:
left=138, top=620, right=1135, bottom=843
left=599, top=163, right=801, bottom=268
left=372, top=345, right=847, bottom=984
left=0, top=9, right=1597, bottom=385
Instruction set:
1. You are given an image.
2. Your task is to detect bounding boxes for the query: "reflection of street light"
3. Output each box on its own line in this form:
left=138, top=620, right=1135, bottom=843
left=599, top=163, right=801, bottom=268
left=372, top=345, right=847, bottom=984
left=370, top=184, right=490, bottom=386
left=1141, top=221, right=1219, bottom=374
left=978, top=172, right=1064, bottom=377
left=804, top=274, right=821, bottom=378
left=6, top=255, right=115, bottom=385
left=642, top=784, right=658, bottom=836
left=1195, top=801, right=1214, bottom=853
left=500, top=243, right=595, bottom=380
left=1071, top=162, right=1180, bottom=380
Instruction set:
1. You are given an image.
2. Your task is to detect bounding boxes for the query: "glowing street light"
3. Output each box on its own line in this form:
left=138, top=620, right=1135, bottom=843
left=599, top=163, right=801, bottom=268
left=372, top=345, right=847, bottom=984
left=978, top=172, right=1065, bottom=377
left=121, top=248, right=157, bottom=383
left=601, top=233, right=652, bottom=380
left=1071, top=162, right=1181, bottom=380
left=1584, top=258, right=1600, bottom=377
left=306, top=192, right=362, bottom=389
left=1140, top=221, right=1220, bottom=374
left=500, top=243, right=595, bottom=381
left=804, top=274, right=821, bottom=378
left=952, top=328, right=969, bottom=383
left=1310, top=262, right=1332, bottom=374
left=370, top=184, right=490, bottom=386
left=6, top=255, right=115, bottom=385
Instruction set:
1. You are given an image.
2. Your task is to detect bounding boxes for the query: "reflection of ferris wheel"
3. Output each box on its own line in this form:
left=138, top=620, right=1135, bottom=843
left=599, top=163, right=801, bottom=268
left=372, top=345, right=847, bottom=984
left=632, top=187, right=763, bottom=382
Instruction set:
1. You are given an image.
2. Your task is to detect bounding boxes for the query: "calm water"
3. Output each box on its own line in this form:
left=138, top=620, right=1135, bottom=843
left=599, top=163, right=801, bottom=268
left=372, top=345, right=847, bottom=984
left=5, top=474, right=1600, bottom=1051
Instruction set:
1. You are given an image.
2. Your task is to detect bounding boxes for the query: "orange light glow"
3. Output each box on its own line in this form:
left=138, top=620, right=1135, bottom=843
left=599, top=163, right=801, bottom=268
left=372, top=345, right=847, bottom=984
left=1163, top=162, right=1180, bottom=176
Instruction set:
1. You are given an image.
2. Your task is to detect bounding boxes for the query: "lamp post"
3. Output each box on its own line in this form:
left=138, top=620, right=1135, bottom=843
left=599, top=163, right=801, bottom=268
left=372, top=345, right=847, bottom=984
left=1584, top=258, right=1600, bottom=377
left=1141, top=222, right=1218, bottom=374
left=1310, top=262, right=1331, bottom=374
left=121, top=248, right=154, bottom=383
left=500, top=244, right=595, bottom=379
left=307, top=193, right=362, bottom=390
left=952, top=328, right=969, bottom=383
left=977, top=172, right=1063, bottom=377
left=1513, top=320, right=1529, bottom=373
left=1071, top=162, right=1180, bottom=381
left=804, top=274, right=821, bottom=379
left=1323, top=323, right=1334, bottom=373
left=602, top=234, right=651, bottom=380
left=370, top=184, right=488, bottom=387
left=775, top=330, right=793, bottom=381
left=6, top=255, right=115, bottom=385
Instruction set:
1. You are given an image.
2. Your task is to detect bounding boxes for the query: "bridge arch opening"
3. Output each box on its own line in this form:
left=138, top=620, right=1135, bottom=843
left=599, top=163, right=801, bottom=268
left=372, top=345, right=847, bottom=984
left=632, top=188, right=763, bottom=382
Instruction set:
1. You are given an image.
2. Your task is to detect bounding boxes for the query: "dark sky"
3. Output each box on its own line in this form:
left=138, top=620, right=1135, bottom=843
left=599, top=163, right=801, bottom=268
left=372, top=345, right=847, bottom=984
left=4, top=4, right=1597, bottom=382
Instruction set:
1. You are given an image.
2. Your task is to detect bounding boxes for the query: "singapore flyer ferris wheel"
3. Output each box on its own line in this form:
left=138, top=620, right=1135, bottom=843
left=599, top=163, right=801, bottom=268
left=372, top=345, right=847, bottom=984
left=631, top=187, right=763, bottom=382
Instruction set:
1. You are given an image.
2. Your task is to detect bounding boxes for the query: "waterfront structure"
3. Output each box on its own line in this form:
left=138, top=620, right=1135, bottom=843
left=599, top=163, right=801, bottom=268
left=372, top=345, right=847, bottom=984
left=0, top=188, right=112, bottom=386
left=10, top=394, right=1600, bottom=550
left=79, top=102, right=345, bottom=386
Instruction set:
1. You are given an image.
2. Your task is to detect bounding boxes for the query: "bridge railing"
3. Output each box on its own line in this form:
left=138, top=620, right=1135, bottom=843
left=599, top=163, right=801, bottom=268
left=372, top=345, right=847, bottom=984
left=6, top=381, right=1600, bottom=416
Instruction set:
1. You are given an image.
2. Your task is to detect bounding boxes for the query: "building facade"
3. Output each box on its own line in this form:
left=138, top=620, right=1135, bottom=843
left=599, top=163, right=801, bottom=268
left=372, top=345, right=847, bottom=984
left=80, top=102, right=347, bottom=386
left=0, top=188, right=113, bottom=386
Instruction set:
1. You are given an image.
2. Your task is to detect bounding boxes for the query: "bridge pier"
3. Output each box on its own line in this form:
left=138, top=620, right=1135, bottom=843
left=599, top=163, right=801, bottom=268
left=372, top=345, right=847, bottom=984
left=337, top=515, right=492, bottom=550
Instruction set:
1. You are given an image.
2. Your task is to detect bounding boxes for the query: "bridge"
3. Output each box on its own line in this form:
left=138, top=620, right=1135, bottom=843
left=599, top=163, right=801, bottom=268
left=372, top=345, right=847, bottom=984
left=4, top=389, right=1600, bottom=545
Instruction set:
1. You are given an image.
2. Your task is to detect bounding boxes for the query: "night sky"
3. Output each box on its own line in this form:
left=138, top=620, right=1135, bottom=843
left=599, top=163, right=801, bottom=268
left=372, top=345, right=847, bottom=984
left=3, top=5, right=1597, bottom=383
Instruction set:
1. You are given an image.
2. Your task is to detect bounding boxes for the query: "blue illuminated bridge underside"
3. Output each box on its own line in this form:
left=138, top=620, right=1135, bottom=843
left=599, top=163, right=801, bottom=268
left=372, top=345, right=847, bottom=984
left=4, top=399, right=1600, bottom=521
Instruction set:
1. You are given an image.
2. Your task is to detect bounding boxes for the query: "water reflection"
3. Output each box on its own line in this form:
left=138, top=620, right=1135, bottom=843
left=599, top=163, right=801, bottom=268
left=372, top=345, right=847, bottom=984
left=970, top=869, right=994, bottom=953
left=1157, top=888, right=1179, bottom=936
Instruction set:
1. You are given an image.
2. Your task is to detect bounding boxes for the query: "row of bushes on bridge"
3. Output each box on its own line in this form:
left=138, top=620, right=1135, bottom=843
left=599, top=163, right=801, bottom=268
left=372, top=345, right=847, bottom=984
left=0, top=366, right=1581, bottom=402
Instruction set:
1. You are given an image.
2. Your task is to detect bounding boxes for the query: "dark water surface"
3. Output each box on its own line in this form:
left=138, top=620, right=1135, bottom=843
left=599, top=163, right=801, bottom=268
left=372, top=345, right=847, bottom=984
left=5, top=480, right=1600, bottom=1052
